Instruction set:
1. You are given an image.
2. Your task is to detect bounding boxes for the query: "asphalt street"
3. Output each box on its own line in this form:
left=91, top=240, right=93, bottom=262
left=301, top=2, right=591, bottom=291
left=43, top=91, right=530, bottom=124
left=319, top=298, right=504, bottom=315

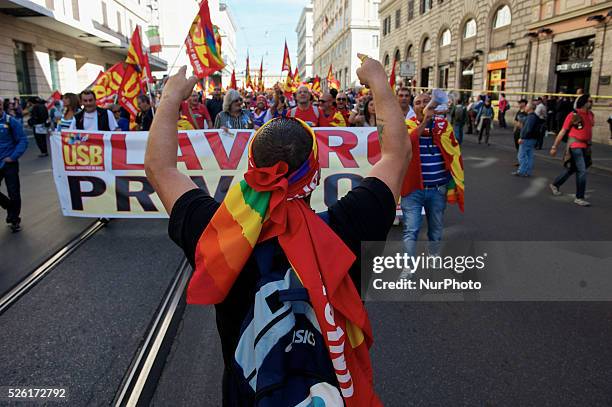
left=1, top=129, right=611, bottom=406
left=153, top=131, right=612, bottom=407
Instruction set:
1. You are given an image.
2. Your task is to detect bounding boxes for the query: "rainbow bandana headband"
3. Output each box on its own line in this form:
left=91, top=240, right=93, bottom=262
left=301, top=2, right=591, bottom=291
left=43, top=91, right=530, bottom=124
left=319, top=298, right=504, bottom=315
left=188, top=118, right=382, bottom=406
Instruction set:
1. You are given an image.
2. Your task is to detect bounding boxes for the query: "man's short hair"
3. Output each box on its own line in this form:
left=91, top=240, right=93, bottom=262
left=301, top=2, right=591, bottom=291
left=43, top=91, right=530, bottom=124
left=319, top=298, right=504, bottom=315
left=575, top=94, right=590, bottom=109
left=398, top=87, right=411, bottom=95
left=251, top=118, right=312, bottom=174
left=518, top=98, right=528, bottom=104
left=80, top=90, right=96, bottom=100
left=137, top=95, right=149, bottom=104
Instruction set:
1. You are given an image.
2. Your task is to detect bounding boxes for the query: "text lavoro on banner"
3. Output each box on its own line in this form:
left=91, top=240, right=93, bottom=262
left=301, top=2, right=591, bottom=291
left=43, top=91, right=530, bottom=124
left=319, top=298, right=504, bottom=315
left=50, top=129, right=382, bottom=218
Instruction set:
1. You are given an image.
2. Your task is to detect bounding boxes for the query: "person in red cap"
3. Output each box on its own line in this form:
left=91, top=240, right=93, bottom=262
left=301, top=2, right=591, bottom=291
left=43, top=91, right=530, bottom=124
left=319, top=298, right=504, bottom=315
left=144, top=56, right=411, bottom=405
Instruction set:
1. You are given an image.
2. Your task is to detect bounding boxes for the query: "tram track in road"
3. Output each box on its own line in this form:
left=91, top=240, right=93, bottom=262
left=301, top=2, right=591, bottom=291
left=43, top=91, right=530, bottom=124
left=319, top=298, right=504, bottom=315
left=0, top=219, right=109, bottom=315
left=113, top=258, right=192, bottom=407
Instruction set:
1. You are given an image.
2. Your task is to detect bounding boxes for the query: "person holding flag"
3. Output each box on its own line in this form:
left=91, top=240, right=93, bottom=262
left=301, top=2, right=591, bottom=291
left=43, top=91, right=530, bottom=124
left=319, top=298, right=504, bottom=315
left=145, top=52, right=411, bottom=405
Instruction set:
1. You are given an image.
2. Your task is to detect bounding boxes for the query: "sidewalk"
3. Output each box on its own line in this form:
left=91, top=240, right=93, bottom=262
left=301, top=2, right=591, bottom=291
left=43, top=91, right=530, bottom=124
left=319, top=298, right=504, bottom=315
left=462, top=126, right=612, bottom=175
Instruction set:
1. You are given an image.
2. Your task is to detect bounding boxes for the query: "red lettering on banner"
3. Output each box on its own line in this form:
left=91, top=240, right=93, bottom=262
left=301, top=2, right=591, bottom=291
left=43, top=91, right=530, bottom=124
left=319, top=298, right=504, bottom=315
left=204, top=131, right=250, bottom=170
left=111, top=134, right=144, bottom=170
left=315, top=129, right=358, bottom=168
left=367, top=131, right=381, bottom=165
left=177, top=132, right=202, bottom=170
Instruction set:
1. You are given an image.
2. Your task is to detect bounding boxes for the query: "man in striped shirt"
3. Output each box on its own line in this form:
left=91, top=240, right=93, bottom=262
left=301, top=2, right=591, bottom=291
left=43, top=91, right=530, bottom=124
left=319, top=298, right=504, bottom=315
left=399, top=93, right=456, bottom=278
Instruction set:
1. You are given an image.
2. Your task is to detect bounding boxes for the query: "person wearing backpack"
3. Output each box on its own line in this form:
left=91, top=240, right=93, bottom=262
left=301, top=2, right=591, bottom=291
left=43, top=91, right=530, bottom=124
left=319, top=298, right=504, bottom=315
left=549, top=94, right=594, bottom=207
left=0, top=98, right=28, bottom=232
left=450, top=98, right=467, bottom=144
left=145, top=56, right=410, bottom=406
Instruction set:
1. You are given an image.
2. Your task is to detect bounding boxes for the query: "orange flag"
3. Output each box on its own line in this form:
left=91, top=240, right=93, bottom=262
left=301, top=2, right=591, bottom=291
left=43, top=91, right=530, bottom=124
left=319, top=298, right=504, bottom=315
left=118, top=64, right=143, bottom=117
left=281, top=40, right=291, bottom=72
left=389, top=54, right=397, bottom=93
left=185, top=0, right=225, bottom=78
left=327, top=64, right=340, bottom=91
left=126, top=26, right=152, bottom=84
left=91, top=62, right=126, bottom=106
left=229, top=69, right=237, bottom=90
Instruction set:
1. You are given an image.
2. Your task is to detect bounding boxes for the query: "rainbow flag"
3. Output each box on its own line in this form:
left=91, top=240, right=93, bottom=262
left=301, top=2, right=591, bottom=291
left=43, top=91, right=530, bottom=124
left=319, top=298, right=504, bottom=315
left=185, top=0, right=225, bottom=78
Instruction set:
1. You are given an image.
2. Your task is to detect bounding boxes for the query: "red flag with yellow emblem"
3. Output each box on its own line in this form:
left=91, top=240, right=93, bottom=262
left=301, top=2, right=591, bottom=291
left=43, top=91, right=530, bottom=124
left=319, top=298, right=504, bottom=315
left=118, top=64, right=143, bottom=117
left=126, top=26, right=152, bottom=84
left=281, top=40, right=291, bottom=72
left=185, top=0, right=225, bottom=78
left=90, top=62, right=126, bottom=106
left=327, top=64, right=340, bottom=90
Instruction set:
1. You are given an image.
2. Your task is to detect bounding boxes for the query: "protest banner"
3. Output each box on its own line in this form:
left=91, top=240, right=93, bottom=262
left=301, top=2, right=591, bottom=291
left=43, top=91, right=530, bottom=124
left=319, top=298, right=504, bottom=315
left=50, top=128, right=381, bottom=218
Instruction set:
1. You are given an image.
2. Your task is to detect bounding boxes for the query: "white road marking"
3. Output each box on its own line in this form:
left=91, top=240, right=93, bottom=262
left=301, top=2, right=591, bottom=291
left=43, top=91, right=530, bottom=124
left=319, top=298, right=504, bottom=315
left=463, top=156, right=499, bottom=168
left=519, top=177, right=548, bottom=198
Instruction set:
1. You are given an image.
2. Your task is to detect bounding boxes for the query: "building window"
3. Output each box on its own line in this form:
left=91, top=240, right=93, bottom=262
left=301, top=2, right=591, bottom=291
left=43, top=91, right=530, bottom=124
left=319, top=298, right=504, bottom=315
left=420, top=0, right=432, bottom=14
left=407, top=1, right=414, bottom=21
left=464, top=19, right=477, bottom=39
left=395, top=9, right=401, bottom=29
left=383, top=16, right=391, bottom=36
left=49, top=50, right=61, bottom=91
left=13, top=42, right=32, bottom=96
left=117, top=11, right=122, bottom=34
left=372, top=34, right=379, bottom=48
left=384, top=54, right=390, bottom=67
left=440, top=29, right=451, bottom=47
left=493, top=5, right=511, bottom=29
left=438, top=65, right=449, bottom=88
left=422, top=37, right=431, bottom=52
left=394, top=49, right=401, bottom=64
left=406, top=44, right=413, bottom=59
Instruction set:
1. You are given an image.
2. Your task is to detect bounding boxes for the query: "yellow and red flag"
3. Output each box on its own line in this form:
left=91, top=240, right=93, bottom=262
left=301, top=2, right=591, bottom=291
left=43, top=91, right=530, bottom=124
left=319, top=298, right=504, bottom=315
left=293, top=68, right=301, bottom=87
left=389, top=54, right=397, bottom=93
left=327, top=64, right=340, bottom=91
left=283, top=69, right=294, bottom=98
left=229, top=69, right=237, bottom=90
left=118, top=64, right=144, bottom=117
left=245, top=54, right=253, bottom=90
left=311, top=75, right=322, bottom=97
left=281, top=40, right=291, bottom=72
left=208, top=80, right=215, bottom=94
left=258, top=58, right=264, bottom=92
left=185, top=0, right=226, bottom=78
left=126, top=26, right=153, bottom=84
left=45, top=90, right=62, bottom=110
left=90, top=62, right=126, bottom=106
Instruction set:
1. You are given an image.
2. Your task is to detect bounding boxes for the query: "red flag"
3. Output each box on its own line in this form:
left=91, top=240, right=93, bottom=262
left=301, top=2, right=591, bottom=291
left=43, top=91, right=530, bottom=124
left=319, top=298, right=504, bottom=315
left=46, top=90, right=62, bottom=110
left=126, top=26, right=152, bottom=83
left=281, top=40, right=291, bottom=72
left=229, top=69, right=237, bottom=90
left=258, top=58, right=264, bottom=92
left=90, top=63, right=126, bottom=106
left=185, top=0, right=225, bottom=78
left=311, top=75, right=322, bottom=97
left=118, top=64, right=143, bottom=117
left=293, top=67, right=301, bottom=87
left=327, top=64, right=340, bottom=91
left=389, top=54, right=397, bottom=93
left=245, top=54, right=253, bottom=90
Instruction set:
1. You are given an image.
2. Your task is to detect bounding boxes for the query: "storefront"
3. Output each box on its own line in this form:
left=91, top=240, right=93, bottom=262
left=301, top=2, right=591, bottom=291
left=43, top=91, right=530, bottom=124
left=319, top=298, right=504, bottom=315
left=486, top=49, right=508, bottom=99
left=555, top=36, right=594, bottom=94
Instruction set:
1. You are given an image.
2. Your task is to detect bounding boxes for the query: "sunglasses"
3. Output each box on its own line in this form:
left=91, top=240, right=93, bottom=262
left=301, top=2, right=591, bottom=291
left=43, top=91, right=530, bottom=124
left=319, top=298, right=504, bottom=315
left=336, top=98, right=347, bottom=101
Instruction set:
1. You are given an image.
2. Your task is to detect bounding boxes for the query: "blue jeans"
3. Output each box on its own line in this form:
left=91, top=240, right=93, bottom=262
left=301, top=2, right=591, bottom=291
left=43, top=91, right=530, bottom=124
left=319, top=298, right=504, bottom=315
left=401, top=186, right=447, bottom=260
left=553, top=148, right=588, bottom=199
left=517, top=138, right=537, bottom=176
left=453, top=123, right=464, bottom=144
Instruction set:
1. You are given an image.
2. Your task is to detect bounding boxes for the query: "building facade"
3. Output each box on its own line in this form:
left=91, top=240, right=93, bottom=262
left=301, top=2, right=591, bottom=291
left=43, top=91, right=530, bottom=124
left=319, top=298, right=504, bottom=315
left=0, top=0, right=166, bottom=98
left=379, top=0, right=612, bottom=143
left=296, top=2, right=314, bottom=80
left=313, top=0, right=381, bottom=89
left=157, top=0, right=237, bottom=87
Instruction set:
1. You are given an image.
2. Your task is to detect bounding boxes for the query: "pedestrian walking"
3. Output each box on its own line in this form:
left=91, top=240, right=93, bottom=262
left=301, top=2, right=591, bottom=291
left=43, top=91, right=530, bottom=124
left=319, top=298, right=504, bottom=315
left=513, top=99, right=528, bottom=164
left=449, top=98, right=467, bottom=144
left=549, top=94, right=594, bottom=207
left=0, top=99, right=28, bottom=232
left=28, top=97, right=49, bottom=156
left=399, top=93, right=464, bottom=279
left=476, top=98, right=494, bottom=145
left=513, top=102, right=540, bottom=177
left=498, top=93, right=509, bottom=128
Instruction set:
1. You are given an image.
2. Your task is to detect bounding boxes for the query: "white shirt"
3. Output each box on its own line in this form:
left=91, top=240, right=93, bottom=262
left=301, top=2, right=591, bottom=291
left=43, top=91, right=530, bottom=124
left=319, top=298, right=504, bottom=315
left=69, top=109, right=118, bottom=131
left=405, top=106, right=416, bottom=120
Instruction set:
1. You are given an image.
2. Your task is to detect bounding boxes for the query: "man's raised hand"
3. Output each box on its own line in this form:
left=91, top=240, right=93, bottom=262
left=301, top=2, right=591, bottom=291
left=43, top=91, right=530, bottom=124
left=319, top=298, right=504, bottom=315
left=355, top=54, right=388, bottom=90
